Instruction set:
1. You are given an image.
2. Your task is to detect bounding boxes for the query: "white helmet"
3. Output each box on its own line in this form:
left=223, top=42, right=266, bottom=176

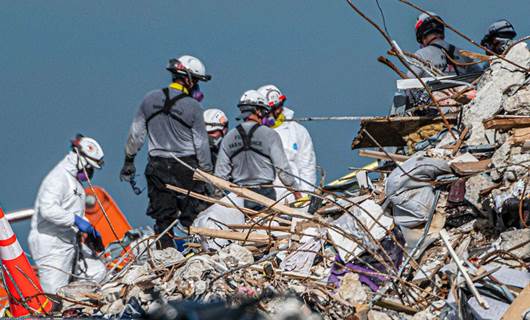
left=166, top=55, right=211, bottom=82
left=257, top=84, right=286, bottom=108
left=238, top=90, right=267, bottom=108
left=204, top=108, right=228, bottom=133
left=71, top=135, right=104, bottom=169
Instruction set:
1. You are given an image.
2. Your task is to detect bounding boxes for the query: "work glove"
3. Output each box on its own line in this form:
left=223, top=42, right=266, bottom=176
left=74, top=215, right=101, bottom=240
left=120, top=155, right=136, bottom=182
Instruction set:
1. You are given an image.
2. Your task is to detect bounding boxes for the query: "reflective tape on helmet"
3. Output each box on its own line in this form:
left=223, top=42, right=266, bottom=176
left=415, top=19, right=424, bottom=31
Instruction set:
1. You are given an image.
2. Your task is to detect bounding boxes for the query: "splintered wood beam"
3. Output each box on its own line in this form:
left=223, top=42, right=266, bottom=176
left=483, top=116, right=530, bottom=130
left=358, top=149, right=410, bottom=162
left=450, top=159, right=491, bottom=176
left=165, top=184, right=292, bottom=225
left=189, top=226, right=271, bottom=243
left=192, top=170, right=313, bottom=221
left=502, top=283, right=530, bottom=319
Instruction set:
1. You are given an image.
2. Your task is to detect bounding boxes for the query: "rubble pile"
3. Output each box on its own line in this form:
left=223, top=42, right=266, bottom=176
left=52, top=44, right=529, bottom=319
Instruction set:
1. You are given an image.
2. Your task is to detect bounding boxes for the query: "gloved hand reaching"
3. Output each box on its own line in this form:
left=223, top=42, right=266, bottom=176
left=74, top=215, right=101, bottom=239
left=120, top=155, right=136, bottom=182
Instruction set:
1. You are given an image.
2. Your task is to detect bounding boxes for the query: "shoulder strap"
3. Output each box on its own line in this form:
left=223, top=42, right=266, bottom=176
left=146, top=88, right=191, bottom=130
left=430, top=43, right=460, bottom=76
left=229, top=123, right=272, bottom=161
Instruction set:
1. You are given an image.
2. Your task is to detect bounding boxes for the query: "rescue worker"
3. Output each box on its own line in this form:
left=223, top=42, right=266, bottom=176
left=120, top=55, right=213, bottom=249
left=257, top=84, right=316, bottom=203
left=203, top=108, right=229, bottom=166
left=28, top=135, right=106, bottom=294
left=481, top=19, right=517, bottom=55
left=215, top=90, right=301, bottom=210
left=408, top=12, right=483, bottom=78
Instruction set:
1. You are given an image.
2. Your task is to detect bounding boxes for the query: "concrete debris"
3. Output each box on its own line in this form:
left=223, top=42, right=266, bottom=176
left=36, top=29, right=530, bottom=320
left=500, top=229, right=530, bottom=260
left=336, top=273, right=368, bottom=306
left=463, top=43, right=530, bottom=145
left=218, top=243, right=254, bottom=268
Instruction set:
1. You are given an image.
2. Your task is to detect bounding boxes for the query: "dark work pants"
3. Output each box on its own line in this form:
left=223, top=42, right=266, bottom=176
left=244, top=186, right=276, bottom=211
left=145, top=155, right=208, bottom=249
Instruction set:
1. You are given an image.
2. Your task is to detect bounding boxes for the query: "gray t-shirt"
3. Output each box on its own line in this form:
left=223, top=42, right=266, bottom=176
left=125, top=87, right=213, bottom=172
left=214, top=121, right=297, bottom=187
left=407, top=39, right=483, bottom=78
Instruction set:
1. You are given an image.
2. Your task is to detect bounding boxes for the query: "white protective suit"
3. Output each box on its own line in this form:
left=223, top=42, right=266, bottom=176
left=28, top=152, right=106, bottom=294
left=273, top=107, right=316, bottom=203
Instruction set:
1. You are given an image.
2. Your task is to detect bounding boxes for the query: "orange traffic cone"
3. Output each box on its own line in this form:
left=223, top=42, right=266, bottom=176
left=0, top=206, right=53, bottom=316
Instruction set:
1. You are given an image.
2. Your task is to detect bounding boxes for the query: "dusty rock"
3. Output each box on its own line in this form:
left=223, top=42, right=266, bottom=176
left=463, top=43, right=530, bottom=145
left=218, top=243, right=254, bottom=268
left=269, top=297, right=322, bottom=320
left=503, top=82, right=530, bottom=115
left=411, top=309, right=437, bottom=320
left=368, top=310, right=392, bottom=320
left=500, top=229, right=530, bottom=259
left=175, top=255, right=224, bottom=281
left=57, top=281, right=101, bottom=302
left=336, top=273, right=368, bottom=306
left=151, top=247, right=185, bottom=267
left=100, top=282, right=123, bottom=303
left=100, top=298, right=124, bottom=315
left=121, top=264, right=150, bottom=285
left=464, top=174, right=495, bottom=209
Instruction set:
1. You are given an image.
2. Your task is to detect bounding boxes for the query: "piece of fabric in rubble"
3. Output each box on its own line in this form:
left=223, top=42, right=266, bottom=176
left=328, top=200, right=393, bottom=262
left=192, top=192, right=246, bottom=251
left=328, top=228, right=405, bottom=292
left=384, top=155, right=450, bottom=227
left=280, top=227, right=325, bottom=275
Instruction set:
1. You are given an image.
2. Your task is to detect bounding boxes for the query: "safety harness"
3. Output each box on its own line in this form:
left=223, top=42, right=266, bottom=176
left=145, top=87, right=192, bottom=131
left=429, top=43, right=460, bottom=76
left=229, top=123, right=272, bottom=162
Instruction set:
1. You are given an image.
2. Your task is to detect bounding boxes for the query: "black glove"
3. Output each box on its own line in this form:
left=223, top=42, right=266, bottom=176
left=120, top=155, right=136, bottom=182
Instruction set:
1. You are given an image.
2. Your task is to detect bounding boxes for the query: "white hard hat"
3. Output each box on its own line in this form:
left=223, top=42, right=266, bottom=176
left=257, top=84, right=286, bottom=108
left=167, top=55, right=211, bottom=82
left=415, top=11, right=444, bottom=43
left=238, top=90, right=269, bottom=114
left=71, top=135, right=104, bottom=169
left=203, top=108, right=228, bottom=132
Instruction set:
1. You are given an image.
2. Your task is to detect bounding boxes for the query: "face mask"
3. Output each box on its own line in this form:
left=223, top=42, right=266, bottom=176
left=271, top=113, right=286, bottom=129
left=77, top=167, right=94, bottom=182
left=208, top=136, right=223, bottom=151
left=261, top=116, right=275, bottom=127
left=191, top=84, right=204, bottom=102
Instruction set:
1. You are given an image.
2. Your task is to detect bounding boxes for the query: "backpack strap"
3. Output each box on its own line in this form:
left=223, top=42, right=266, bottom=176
left=229, top=123, right=272, bottom=161
left=146, top=88, right=192, bottom=131
left=430, top=43, right=460, bottom=76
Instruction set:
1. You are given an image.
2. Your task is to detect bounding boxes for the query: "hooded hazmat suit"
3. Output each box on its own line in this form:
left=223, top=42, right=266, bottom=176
left=273, top=107, right=316, bottom=203
left=28, top=152, right=106, bottom=294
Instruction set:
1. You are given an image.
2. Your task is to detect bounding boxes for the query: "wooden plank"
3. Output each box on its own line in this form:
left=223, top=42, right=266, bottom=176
left=189, top=226, right=270, bottom=243
left=192, top=170, right=314, bottom=221
left=483, top=116, right=530, bottom=130
left=451, top=127, right=469, bottom=156
left=226, top=224, right=291, bottom=233
left=166, top=184, right=291, bottom=225
left=510, top=127, right=530, bottom=145
left=450, top=159, right=491, bottom=176
left=502, top=283, right=530, bottom=319
left=358, top=149, right=410, bottom=162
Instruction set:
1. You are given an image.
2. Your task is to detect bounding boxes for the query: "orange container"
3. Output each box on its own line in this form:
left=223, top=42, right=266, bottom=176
left=84, top=186, right=132, bottom=247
